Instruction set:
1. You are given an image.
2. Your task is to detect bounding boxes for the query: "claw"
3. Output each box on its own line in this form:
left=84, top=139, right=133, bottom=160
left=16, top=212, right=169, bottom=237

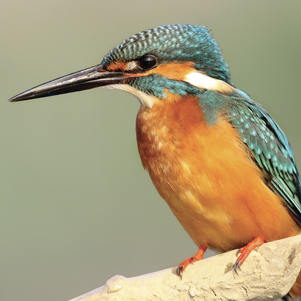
left=233, top=259, right=242, bottom=275
left=177, top=257, right=193, bottom=278
left=233, top=236, right=265, bottom=274
left=177, top=246, right=207, bottom=278
left=176, top=266, right=183, bottom=278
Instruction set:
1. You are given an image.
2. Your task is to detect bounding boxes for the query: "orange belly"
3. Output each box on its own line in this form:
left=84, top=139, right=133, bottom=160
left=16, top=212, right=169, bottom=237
left=136, top=94, right=300, bottom=252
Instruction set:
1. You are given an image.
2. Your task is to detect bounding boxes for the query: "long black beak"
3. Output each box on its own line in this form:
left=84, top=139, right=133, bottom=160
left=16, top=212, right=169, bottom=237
left=8, top=64, right=130, bottom=102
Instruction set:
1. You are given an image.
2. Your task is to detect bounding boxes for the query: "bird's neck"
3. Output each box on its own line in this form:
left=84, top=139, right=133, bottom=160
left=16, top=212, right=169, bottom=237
left=136, top=94, right=206, bottom=171
left=135, top=90, right=230, bottom=168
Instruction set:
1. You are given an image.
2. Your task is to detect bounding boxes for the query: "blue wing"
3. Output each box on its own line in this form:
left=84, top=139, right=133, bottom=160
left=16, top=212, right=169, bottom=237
left=227, top=90, right=301, bottom=226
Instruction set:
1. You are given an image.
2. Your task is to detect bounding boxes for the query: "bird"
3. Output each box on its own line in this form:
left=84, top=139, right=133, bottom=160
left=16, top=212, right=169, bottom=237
left=8, top=24, right=301, bottom=297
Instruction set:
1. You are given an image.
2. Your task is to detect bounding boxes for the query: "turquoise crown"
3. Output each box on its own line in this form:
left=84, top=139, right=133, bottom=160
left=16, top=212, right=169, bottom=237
left=101, top=24, right=232, bottom=84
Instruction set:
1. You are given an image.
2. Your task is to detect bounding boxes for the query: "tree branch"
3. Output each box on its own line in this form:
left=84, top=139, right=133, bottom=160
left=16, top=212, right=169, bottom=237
left=69, top=235, right=301, bottom=301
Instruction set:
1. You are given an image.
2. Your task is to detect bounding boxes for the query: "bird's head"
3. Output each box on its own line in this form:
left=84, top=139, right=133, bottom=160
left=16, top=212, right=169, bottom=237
left=9, top=24, right=235, bottom=107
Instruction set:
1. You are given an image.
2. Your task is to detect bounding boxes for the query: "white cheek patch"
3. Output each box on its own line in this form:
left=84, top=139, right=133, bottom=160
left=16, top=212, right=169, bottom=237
left=125, top=61, right=138, bottom=71
left=185, top=71, right=235, bottom=94
left=104, top=84, right=160, bottom=108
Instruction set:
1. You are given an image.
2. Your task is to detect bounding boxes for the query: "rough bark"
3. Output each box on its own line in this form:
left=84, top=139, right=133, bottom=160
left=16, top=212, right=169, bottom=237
left=69, top=235, right=301, bottom=301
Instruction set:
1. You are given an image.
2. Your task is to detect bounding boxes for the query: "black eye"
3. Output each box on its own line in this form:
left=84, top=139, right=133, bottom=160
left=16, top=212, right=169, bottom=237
left=138, top=55, right=157, bottom=70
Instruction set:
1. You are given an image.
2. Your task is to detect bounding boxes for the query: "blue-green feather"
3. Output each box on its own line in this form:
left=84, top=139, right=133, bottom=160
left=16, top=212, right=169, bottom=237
left=102, top=24, right=301, bottom=225
left=186, top=88, right=301, bottom=225
left=130, top=74, right=301, bottom=224
left=128, top=74, right=200, bottom=99
left=227, top=90, right=301, bottom=225
left=102, top=24, right=232, bottom=84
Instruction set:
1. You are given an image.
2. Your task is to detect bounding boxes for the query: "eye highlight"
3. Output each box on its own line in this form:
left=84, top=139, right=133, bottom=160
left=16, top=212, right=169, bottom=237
left=138, top=55, right=158, bottom=70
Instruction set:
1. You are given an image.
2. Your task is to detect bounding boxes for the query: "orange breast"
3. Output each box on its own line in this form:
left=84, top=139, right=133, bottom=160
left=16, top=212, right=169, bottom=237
left=136, top=93, right=299, bottom=251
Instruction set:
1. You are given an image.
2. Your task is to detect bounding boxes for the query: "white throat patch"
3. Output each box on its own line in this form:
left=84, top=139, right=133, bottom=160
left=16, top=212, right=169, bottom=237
left=104, top=84, right=160, bottom=108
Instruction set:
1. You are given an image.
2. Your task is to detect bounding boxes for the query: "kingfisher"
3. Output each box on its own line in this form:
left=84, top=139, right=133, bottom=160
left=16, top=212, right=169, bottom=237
left=8, top=24, right=301, bottom=297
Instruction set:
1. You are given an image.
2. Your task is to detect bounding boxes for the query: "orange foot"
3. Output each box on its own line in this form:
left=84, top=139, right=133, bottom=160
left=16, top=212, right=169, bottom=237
left=177, top=245, right=207, bottom=278
left=234, top=236, right=265, bottom=274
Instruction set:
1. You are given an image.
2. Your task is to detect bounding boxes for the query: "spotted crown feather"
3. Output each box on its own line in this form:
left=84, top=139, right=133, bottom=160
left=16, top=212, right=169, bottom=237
left=101, top=24, right=232, bottom=84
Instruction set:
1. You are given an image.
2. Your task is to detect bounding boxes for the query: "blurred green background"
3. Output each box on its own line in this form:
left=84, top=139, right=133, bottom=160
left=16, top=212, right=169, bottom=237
left=1, top=1, right=301, bottom=300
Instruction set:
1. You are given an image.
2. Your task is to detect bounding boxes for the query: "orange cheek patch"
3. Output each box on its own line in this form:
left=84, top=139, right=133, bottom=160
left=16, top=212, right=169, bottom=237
left=146, top=62, right=195, bottom=81
left=106, top=61, right=196, bottom=79
left=106, top=61, right=128, bottom=71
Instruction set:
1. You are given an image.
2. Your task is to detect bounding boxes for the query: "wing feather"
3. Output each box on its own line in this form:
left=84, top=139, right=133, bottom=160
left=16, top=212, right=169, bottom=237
left=227, top=90, right=301, bottom=225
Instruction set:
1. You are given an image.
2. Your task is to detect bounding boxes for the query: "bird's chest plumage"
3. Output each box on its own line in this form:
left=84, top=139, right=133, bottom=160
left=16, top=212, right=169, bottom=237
left=136, top=96, right=299, bottom=251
